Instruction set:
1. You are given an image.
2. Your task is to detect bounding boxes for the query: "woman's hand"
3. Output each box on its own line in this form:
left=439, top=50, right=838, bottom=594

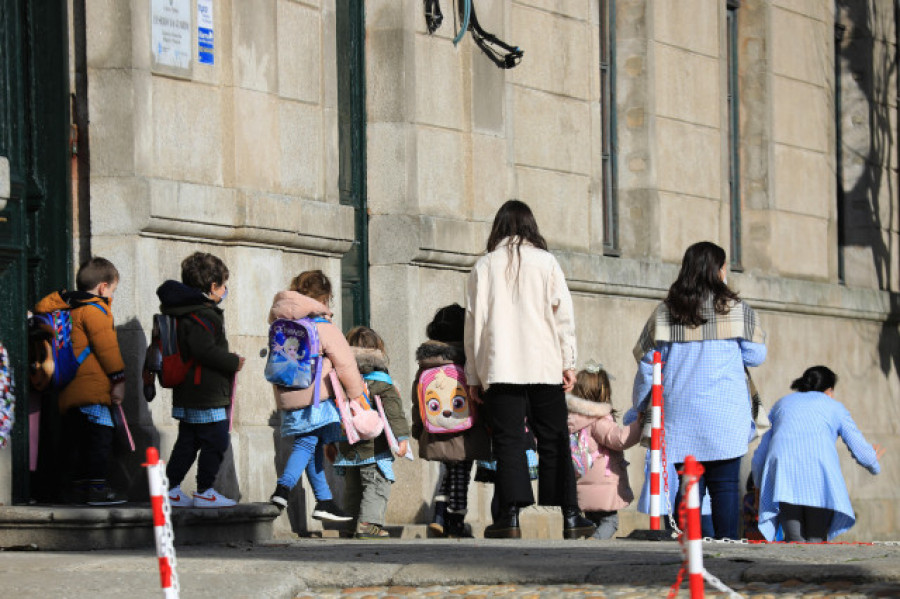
left=468, top=385, right=483, bottom=405
left=874, top=443, right=887, bottom=460
left=562, top=369, right=576, bottom=392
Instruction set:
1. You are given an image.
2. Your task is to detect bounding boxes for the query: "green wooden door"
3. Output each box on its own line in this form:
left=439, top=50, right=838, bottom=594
left=0, top=0, right=72, bottom=502
left=336, top=0, right=369, bottom=330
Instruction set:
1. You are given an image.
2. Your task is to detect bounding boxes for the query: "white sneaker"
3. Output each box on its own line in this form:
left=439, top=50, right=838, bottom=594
left=192, top=488, right=237, bottom=508
left=167, top=485, right=193, bottom=507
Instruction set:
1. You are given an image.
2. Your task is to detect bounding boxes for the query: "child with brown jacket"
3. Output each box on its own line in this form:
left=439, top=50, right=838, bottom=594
left=34, top=257, right=126, bottom=505
left=331, top=326, right=410, bottom=539
left=411, top=304, right=491, bottom=538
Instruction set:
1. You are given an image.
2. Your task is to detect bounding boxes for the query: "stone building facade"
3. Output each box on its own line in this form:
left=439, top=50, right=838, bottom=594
left=0, top=0, right=897, bottom=541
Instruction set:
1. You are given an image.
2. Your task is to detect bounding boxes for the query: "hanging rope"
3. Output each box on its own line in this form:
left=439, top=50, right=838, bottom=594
left=453, top=0, right=471, bottom=46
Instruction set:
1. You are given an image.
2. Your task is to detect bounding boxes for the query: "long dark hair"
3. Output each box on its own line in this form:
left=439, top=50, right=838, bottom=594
left=486, top=200, right=548, bottom=281
left=665, top=241, right=740, bottom=326
left=790, top=366, right=837, bottom=393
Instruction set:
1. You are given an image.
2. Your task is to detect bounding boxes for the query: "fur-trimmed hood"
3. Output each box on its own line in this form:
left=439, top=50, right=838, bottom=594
left=415, top=340, right=465, bottom=368
left=352, top=347, right=389, bottom=375
left=567, top=394, right=612, bottom=433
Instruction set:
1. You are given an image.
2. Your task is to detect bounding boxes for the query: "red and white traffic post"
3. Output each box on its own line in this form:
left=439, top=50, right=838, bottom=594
left=682, top=455, right=706, bottom=599
left=649, top=350, right=664, bottom=530
left=145, top=447, right=179, bottom=598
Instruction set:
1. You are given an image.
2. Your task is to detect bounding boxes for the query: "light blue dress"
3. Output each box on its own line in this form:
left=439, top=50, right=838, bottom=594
left=280, top=398, right=342, bottom=444
left=751, top=391, right=880, bottom=541
left=631, top=338, right=767, bottom=464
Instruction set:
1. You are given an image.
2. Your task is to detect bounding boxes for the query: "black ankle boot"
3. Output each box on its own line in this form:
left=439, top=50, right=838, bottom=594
left=562, top=506, right=596, bottom=539
left=445, top=512, right=473, bottom=538
left=484, top=505, right=521, bottom=539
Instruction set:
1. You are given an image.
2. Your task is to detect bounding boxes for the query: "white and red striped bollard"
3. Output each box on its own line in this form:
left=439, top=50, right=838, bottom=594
left=145, top=447, right=179, bottom=598
left=649, top=350, right=663, bottom=530
left=683, top=455, right=705, bottom=599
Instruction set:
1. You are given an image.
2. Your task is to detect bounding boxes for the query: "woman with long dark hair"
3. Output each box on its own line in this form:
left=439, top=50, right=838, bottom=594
left=631, top=241, right=767, bottom=539
left=465, top=200, right=596, bottom=539
left=751, top=366, right=884, bottom=542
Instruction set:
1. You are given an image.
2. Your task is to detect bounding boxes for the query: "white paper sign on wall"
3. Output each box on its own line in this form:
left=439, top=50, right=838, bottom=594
left=151, top=0, right=191, bottom=70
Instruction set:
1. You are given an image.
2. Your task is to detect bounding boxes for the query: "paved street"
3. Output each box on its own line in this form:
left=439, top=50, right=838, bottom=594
left=3, top=538, right=899, bottom=598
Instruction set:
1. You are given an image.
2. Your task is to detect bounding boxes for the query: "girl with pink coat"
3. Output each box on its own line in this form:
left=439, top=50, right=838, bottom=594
left=567, top=364, right=642, bottom=539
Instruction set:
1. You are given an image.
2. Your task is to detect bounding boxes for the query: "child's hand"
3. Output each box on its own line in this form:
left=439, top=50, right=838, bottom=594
left=395, top=440, right=409, bottom=458
left=236, top=356, right=246, bottom=371
left=874, top=443, right=887, bottom=460
left=110, top=381, right=125, bottom=405
left=324, top=443, right=337, bottom=463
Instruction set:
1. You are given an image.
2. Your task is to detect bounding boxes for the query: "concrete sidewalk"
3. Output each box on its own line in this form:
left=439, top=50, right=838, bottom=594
left=3, top=538, right=899, bottom=598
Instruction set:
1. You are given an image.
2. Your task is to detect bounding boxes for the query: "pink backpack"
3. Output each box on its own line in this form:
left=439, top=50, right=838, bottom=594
left=417, top=364, right=475, bottom=434
left=330, top=370, right=383, bottom=444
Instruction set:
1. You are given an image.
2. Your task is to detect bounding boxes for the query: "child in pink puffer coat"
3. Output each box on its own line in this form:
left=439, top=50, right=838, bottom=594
left=567, top=364, right=642, bottom=539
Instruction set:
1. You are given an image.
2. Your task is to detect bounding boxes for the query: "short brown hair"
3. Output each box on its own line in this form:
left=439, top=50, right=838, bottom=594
left=346, top=326, right=385, bottom=352
left=290, top=270, right=332, bottom=303
left=76, top=257, right=119, bottom=291
left=572, top=369, right=612, bottom=409
left=181, top=252, right=229, bottom=292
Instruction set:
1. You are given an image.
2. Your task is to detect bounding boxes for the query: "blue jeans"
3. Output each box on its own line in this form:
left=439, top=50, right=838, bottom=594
left=278, top=432, right=332, bottom=501
left=674, top=456, right=742, bottom=540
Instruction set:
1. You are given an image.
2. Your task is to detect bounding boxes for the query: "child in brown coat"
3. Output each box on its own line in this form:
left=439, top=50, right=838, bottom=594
left=34, top=257, right=126, bottom=505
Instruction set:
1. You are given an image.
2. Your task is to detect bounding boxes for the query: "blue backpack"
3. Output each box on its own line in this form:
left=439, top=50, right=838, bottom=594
left=264, top=317, right=328, bottom=406
left=29, top=302, right=108, bottom=391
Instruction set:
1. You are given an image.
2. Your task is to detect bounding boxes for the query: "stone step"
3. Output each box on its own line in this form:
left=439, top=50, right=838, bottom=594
left=0, top=503, right=280, bottom=550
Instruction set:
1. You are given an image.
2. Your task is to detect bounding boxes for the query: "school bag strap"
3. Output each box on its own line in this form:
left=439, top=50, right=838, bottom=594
left=72, top=301, right=110, bottom=364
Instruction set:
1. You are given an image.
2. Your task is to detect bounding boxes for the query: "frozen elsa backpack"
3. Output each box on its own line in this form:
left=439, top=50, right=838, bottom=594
left=264, top=317, right=328, bottom=406
left=417, top=364, right=474, bottom=434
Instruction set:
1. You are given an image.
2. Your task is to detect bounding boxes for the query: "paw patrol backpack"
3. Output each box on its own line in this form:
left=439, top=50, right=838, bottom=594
left=417, top=364, right=474, bottom=434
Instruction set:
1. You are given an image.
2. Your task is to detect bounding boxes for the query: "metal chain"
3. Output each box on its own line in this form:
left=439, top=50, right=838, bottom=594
left=703, top=569, right=744, bottom=598
left=660, top=408, right=682, bottom=535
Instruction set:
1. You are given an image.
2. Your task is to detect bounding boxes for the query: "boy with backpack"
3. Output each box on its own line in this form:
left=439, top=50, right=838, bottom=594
left=157, top=252, right=244, bottom=508
left=32, top=257, right=126, bottom=505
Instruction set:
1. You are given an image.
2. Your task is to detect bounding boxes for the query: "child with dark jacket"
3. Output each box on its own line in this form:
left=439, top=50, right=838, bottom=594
left=34, top=257, right=126, bottom=505
left=157, top=252, right=244, bottom=508
left=412, top=304, right=491, bottom=537
left=331, top=326, right=411, bottom=539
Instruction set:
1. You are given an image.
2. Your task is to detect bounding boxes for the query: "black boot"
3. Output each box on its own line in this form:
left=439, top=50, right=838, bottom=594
left=562, top=506, right=596, bottom=539
left=428, top=500, right=448, bottom=537
left=445, top=511, right=473, bottom=538
left=484, top=505, right=521, bottom=539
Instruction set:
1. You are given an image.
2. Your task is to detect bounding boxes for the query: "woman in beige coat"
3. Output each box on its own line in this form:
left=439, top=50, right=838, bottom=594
left=465, top=200, right=596, bottom=539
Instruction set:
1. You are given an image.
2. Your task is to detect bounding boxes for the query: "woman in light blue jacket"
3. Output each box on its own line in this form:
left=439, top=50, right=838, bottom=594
left=752, top=366, right=885, bottom=542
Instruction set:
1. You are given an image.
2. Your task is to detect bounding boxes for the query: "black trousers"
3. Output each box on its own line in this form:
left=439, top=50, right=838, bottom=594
left=166, top=420, right=230, bottom=492
left=483, top=383, right=577, bottom=510
left=62, top=408, right=114, bottom=483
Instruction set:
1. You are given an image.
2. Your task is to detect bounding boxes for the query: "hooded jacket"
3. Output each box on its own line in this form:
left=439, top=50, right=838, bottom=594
left=267, top=290, right=365, bottom=410
left=337, top=347, right=410, bottom=462
left=157, top=280, right=240, bottom=409
left=410, top=340, right=491, bottom=462
left=566, top=394, right=641, bottom=512
left=34, top=291, right=125, bottom=413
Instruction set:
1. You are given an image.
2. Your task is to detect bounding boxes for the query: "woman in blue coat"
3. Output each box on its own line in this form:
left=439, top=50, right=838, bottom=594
left=751, top=366, right=885, bottom=542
